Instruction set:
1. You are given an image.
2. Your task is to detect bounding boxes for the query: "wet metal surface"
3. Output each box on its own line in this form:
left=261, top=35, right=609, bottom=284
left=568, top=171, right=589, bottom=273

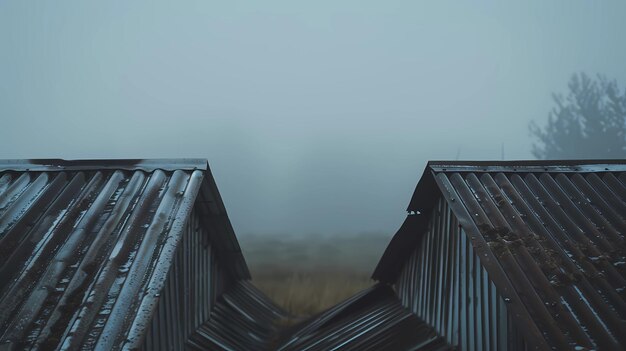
left=6, top=158, right=623, bottom=350
left=375, top=160, right=626, bottom=350
left=0, top=159, right=249, bottom=350
left=395, top=199, right=520, bottom=351
left=187, top=280, right=287, bottom=351
left=276, top=284, right=452, bottom=351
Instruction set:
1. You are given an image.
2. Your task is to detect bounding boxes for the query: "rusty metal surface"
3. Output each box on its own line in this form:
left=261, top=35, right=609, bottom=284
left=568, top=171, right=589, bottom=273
left=0, top=159, right=249, bottom=350
left=186, top=280, right=287, bottom=351
left=374, top=160, right=626, bottom=350
left=275, top=284, right=453, bottom=351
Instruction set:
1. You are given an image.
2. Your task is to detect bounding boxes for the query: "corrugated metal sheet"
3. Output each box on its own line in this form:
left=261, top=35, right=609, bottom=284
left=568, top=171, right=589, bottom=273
left=0, top=159, right=249, bottom=350
left=375, top=160, right=626, bottom=350
left=0, top=159, right=210, bottom=172
left=396, top=198, right=519, bottom=351
left=187, top=281, right=287, bottom=351
left=275, top=284, right=453, bottom=351
left=137, top=209, right=229, bottom=351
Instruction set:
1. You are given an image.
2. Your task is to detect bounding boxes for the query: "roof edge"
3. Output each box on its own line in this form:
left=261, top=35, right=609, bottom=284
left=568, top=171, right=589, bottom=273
left=426, top=159, right=626, bottom=173
left=407, top=164, right=439, bottom=213
left=124, top=170, right=206, bottom=348
left=0, top=159, right=209, bottom=172
left=195, top=166, right=251, bottom=280
left=372, top=214, right=431, bottom=283
left=408, top=159, right=626, bottom=212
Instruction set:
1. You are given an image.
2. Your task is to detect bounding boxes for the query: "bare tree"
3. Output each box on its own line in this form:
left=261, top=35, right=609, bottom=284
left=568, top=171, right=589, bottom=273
left=530, top=73, right=626, bottom=159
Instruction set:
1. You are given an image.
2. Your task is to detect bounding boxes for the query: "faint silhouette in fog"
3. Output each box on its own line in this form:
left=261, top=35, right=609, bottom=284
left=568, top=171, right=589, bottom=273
left=530, top=73, right=626, bottom=159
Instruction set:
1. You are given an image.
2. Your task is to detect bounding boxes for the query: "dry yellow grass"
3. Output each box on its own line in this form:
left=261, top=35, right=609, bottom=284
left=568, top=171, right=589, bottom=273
left=253, top=269, right=373, bottom=317
left=238, top=231, right=392, bottom=317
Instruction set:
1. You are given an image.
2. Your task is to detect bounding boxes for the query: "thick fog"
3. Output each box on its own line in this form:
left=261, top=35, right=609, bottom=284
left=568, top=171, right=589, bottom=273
left=1, top=1, right=625, bottom=236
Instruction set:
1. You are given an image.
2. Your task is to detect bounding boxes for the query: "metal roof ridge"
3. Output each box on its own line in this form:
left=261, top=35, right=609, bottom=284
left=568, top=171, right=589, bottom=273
left=0, top=158, right=209, bottom=172
left=426, top=159, right=626, bottom=173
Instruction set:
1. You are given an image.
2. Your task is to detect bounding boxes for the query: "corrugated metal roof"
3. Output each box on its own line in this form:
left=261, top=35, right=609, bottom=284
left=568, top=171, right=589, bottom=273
left=187, top=281, right=287, bottom=351
left=0, top=159, right=248, bottom=350
left=0, top=158, right=209, bottom=172
left=275, top=284, right=453, bottom=351
left=375, top=160, right=626, bottom=350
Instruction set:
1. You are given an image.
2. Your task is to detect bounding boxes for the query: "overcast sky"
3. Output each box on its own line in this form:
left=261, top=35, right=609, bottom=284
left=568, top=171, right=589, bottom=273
left=1, top=1, right=625, bottom=236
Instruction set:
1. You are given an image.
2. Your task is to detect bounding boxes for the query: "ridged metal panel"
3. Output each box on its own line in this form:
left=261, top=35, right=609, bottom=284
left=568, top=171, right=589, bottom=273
left=434, top=169, right=626, bottom=350
left=0, top=161, right=241, bottom=350
left=396, top=198, right=518, bottom=351
left=276, top=284, right=453, bottom=351
left=382, top=161, right=626, bottom=351
left=138, top=210, right=229, bottom=351
left=186, top=280, right=287, bottom=351
left=0, top=159, right=209, bottom=172
left=194, top=169, right=250, bottom=281
left=375, top=161, right=626, bottom=350
left=0, top=168, right=203, bottom=349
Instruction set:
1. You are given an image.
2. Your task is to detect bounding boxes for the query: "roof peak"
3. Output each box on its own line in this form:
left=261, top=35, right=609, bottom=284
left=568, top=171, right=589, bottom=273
left=0, top=158, right=209, bottom=172
left=427, top=159, right=626, bottom=173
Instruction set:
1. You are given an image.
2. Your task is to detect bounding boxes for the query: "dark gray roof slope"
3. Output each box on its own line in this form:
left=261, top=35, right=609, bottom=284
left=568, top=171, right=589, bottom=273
left=0, top=159, right=248, bottom=349
left=374, top=160, right=626, bottom=350
left=187, top=281, right=287, bottom=351
left=276, top=284, right=452, bottom=351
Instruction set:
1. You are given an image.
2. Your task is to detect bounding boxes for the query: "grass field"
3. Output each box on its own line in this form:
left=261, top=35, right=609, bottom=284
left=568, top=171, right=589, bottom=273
left=238, top=232, right=393, bottom=317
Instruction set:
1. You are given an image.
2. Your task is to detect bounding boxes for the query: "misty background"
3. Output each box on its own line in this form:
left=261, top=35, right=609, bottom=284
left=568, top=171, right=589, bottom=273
left=1, top=1, right=625, bottom=237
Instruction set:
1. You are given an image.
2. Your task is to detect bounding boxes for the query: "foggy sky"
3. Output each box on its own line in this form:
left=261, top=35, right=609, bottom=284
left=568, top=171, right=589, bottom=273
left=1, top=1, right=625, bottom=236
